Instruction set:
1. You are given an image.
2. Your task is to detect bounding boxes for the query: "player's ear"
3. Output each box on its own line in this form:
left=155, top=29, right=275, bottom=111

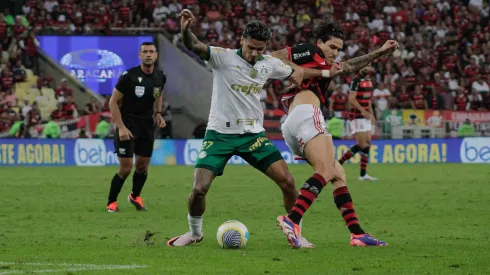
left=240, top=36, right=244, bottom=47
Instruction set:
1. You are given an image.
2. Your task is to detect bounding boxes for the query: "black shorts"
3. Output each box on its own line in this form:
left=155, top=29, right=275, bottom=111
left=114, top=117, right=155, bottom=158
left=114, top=135, right=154, bottom=158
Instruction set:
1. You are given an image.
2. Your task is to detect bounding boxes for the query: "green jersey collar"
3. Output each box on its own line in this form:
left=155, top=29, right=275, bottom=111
left=237, top=48, right=264, bottom=65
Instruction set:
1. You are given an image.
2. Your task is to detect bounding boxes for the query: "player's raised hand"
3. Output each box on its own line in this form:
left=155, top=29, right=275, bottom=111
left=329, top=62, right=343, bottom=77
left=380, top=40, right=399, bottom=54
left=119, top=126, right=134, bottom=141
left=155, top=113, right=167, bottom=128
left=179, top=9, right=195, bottom=30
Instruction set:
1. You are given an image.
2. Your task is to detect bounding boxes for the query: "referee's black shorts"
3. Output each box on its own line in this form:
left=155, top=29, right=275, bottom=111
left=114, top=118, right=155, bottom=158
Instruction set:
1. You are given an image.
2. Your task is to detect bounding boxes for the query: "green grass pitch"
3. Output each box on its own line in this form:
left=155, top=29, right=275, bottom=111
left=1, top=164, right=489, bottom=274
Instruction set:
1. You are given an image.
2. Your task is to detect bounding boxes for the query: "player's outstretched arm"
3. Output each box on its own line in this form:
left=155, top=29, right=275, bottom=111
left=179, top=9, right=210, bottom=60
left=340, top=40, right=399, bottom=75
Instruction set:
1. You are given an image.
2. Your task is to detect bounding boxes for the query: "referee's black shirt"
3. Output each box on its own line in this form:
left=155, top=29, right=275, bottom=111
left=115, top=65, right=166, bottom=120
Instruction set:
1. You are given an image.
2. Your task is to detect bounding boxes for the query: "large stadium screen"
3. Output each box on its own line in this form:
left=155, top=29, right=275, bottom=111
left=38, top=35, right=154, bottom=95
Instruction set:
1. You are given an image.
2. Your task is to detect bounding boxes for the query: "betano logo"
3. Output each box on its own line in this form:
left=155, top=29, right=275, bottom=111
left=231, top=83, right=263, bottom=95
left=74, top=139, right=119, bottom=166
left=60, top=49, right=125, bottom=84
left=460, top=138, right=490, bottom=163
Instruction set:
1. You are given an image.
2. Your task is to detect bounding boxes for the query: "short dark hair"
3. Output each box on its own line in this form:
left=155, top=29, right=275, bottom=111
left=312, top=19, right=344, bottom=42
left=140, top=41, right=157, bottom=52
left=243, top=20, right=272, bottom=41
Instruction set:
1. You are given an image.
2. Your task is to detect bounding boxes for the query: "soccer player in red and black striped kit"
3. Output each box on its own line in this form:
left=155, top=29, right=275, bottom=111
left=338, top=64, right=379, bottom=181
left=272, top=19, right=396, bottom=248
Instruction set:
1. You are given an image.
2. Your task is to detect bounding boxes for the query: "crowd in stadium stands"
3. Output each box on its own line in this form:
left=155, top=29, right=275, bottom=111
left=1, top=0, right=490, bottom=137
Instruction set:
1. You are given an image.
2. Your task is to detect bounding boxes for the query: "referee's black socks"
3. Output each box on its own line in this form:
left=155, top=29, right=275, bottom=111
left=131, top=170, right=148, bottom=198
left=108, top=173, right=127, bottom=205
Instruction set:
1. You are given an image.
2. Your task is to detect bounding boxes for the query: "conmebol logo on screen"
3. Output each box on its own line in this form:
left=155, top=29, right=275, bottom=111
left=460, top=138, right=490, bottom=163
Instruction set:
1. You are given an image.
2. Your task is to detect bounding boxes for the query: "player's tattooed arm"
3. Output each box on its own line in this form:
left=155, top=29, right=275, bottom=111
left=181, top=29, right=210, bottom=60
left=340, top=40, right=399, bottom=75
left=180, top=9, right=210, bottom=60
left=340, top=49, right=384, bottom=75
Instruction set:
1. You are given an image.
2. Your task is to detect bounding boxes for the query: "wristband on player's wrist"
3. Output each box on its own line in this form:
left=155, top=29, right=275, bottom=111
left=154, top=112, right=162, bottom=116
left=321, top=70, right=330, bottom=78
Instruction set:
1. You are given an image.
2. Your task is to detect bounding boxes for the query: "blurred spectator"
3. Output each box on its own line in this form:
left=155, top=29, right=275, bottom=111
left=468, top=89, right=484, bottom=110
left=42, top=116, right=61, bottom=138
left=95, top=116, right=110, bottom=139
left=3, top=89, right=18, bottom=107
left=329, top=85, right=348, bottom=113
left=51, top=102, right=66, bottom=121
left=411, top=85, right=428, bottom=110
left=55, top=79, right=73, bottom=102
left=26, top=101, right=42, bottom=128
left=62, top=95, right=78, bottom=119
left=373, top=82, right=391, bottom=118
left=454, top=88, right=469, bottom=111
left=84, top=98, right=100, bottom=115
left=472, top=74, right=489, bottom=94
left=457, top=119, right=476, bottom=137
left=327, top=114, right=344, bottom=140
left=12, top=59, right=27, bottom=82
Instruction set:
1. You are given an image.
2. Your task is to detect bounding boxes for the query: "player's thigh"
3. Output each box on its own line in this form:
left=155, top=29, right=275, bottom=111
left=304, top=134, right=341, bottom=182
left=283, top=104, right=328, bottom=161
left=237, top=132, right=284, bottom=174
left=281, top=116, right=304, bottom=161
left=354, top=131, right=371, bottom=147
left=195, top=130, right=234, bottom=177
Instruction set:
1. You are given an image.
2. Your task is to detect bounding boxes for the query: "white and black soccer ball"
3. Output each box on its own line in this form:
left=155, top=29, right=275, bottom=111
left=216, top=220, right=249, bottom=249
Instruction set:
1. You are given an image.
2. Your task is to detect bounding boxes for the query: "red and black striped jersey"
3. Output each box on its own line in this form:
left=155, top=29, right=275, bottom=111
left=349, top=74, right=373, bottom=120
left=330, top=92, right=348, bottom=111
left=412, top=93, right=426, bottom=109
left=280, top=43, right=331, bottom=114
left=455, top=94, right=467, bottom=111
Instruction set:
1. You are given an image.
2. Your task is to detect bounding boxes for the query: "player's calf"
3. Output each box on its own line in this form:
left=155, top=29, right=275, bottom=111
left=339, top=144, right=360, bottom=164
left=107, top=167, right=131, bottom=209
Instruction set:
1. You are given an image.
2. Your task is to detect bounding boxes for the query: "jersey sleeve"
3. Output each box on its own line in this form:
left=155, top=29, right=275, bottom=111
left=269, top=58, right=294, bottom=80
left=115, top=71, right=132, bottom=95
left=207, top=46, right=232, bottom=69
left=288, top=43, right=326, bottom=66
left=349, top=76, right=360, bottom=91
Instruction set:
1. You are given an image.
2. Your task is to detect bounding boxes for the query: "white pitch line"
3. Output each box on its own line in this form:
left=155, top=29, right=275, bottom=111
left=0, top=262, right=147, bottom=274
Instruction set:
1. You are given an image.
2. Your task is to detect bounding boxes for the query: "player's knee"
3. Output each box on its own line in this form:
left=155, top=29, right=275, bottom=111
left=360, top=145, right=370, bottom=153
left=118, top=166, right=132, bottom=179
left=135, top=163, right=149, bottom=174
left=316, top=166, right=339, bottom=183
left=191, top=182, right=210, bottom=198
left=276, top=172, right=295, bottom=193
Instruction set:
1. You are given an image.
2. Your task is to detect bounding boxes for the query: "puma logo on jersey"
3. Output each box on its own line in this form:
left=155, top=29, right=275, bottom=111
left=293, top=51, right=311, bottom=60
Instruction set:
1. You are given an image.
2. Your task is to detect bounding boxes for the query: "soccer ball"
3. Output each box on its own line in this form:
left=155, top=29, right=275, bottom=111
left=216, top=220, right=249, bottom=249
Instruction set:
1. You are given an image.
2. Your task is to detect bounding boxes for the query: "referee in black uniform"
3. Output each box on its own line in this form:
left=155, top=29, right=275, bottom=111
left=106, top=41, right=167, bottom=212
